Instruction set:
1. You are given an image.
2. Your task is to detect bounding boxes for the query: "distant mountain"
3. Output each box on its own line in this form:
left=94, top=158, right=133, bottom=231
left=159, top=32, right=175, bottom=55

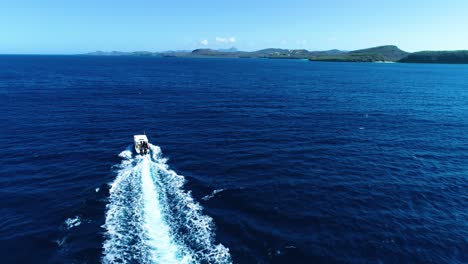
left=131, top=51, right=155, bottom=56
left=240, top=48, right=346, bottom=59
left=82, top=48, right=347, bottom=59
left=158, top=50, right=191, bottom=57
left=310, top=45, right=409, bottom=62
left=84, top=51, right=160, bottom=56
left=309, top=49, right=346, bottom=56
left=190, top=49, right=243, bottom=57
left=85, top=51, right=134, bottom=56
left=82, top=47, right=468, bottom=64
left=185, top=48, right=347, bottom=59
left=217, top=47, right=238, bottom=52
left=254, top=48, right=289, bottom=55
left=399, top=50, right=468, bottom=64
left=191, top=49, right=222, bottom=56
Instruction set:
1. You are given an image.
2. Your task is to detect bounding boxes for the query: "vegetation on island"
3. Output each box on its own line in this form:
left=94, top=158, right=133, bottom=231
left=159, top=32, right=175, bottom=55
left=84, top=47, right=347, bottom=59
left=84, top=46, right=468, bottom=64
left=189, top=48, right=346, bottom=59
left=399, top=50, right=468, bottom=64
left=309, top=45, right=409, bottom=62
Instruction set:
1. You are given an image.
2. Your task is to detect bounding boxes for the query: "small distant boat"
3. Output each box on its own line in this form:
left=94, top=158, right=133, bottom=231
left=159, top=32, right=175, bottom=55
left=134, top=135, right=149, bottom=155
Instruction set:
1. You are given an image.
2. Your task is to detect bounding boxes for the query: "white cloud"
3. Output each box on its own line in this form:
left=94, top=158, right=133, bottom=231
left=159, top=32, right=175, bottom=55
left=216, top=36, right=236, bottom=43
left=200, top=39, right=208, bottom=45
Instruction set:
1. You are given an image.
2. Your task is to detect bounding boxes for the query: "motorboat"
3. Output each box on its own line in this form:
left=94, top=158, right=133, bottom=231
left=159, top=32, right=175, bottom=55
left=134, top=135, right=149, bottom=155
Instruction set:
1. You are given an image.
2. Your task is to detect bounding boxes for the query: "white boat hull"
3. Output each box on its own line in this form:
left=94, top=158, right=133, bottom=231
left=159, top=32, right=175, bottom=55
left=134, top=135, right=149, bottom=155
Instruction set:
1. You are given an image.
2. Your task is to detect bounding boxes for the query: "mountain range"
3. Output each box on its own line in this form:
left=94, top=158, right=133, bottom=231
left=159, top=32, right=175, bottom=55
left=84, top=46, right=468, bottom=64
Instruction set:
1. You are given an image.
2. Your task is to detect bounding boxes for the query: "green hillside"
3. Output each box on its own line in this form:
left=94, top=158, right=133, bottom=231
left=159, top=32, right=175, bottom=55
left=310, top=45, right=409, bottom=62
left=399, top=51, right=468, bottom=64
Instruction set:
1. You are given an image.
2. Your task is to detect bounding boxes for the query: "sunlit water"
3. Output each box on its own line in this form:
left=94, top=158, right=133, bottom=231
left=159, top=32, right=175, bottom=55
left=1, top=56, right=468, bottom=263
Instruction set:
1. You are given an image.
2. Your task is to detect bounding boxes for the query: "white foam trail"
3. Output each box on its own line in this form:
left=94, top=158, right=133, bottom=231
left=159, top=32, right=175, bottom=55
left=202, top=189, right=225, bottom=201
left=64, top=216, right=81, bottom=229
left=140, top=157, right=186, bottom=263
left=102, top=145, right=231, bottom=264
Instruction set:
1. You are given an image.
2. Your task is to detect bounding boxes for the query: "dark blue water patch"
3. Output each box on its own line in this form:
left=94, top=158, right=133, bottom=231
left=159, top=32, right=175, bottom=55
left=1, top=56, right=468, bottom=263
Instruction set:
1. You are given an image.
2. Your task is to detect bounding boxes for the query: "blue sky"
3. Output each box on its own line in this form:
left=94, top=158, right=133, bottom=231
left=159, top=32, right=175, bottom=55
left=1, top=0, right=467, bottom=54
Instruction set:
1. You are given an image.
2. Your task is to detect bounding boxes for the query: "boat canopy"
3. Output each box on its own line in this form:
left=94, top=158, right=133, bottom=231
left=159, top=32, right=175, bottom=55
left=134, top=135, right=148, bottom=143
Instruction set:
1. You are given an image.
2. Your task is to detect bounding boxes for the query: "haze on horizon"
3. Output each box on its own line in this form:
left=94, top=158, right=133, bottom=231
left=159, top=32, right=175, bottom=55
left=1, top=0, right=467, bottom=54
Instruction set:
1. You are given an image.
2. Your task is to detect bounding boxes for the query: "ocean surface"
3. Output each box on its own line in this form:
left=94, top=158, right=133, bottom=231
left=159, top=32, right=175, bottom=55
left=1, top=56, right=468, bottom=263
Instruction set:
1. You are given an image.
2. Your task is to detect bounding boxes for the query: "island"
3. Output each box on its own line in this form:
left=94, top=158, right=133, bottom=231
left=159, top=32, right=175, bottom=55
left=84, top=47, right=347, bottom=59
left=399, top=51, right=468, bottom=64
left=309, top=45, right=408, bottom=62
left=83, top=46, right=468, bottom=64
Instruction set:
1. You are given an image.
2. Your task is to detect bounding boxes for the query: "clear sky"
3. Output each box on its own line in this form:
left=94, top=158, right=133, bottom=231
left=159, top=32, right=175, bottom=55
left=1, top=0, right=467, bottom=54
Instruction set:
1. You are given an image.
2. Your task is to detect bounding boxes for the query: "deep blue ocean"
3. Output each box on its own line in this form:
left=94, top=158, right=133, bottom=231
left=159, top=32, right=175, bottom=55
left=1, top=56, right=468, bottom=263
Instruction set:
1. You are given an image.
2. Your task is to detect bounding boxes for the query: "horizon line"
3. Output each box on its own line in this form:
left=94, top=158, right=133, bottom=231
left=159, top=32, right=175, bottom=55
left=2, top=45, right=468, bottom=56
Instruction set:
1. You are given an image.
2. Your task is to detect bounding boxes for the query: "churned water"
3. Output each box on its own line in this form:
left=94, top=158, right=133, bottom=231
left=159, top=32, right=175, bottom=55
left=1, top=56, right=468, bottom=263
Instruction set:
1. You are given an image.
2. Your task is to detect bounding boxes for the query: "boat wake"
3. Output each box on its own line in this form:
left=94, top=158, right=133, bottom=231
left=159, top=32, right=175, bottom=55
left=103, top=144, right=231, bottom=264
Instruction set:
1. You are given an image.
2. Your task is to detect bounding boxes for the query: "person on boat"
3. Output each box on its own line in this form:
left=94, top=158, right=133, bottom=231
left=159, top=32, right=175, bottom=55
left=141, top=141, right=148, bottom=154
